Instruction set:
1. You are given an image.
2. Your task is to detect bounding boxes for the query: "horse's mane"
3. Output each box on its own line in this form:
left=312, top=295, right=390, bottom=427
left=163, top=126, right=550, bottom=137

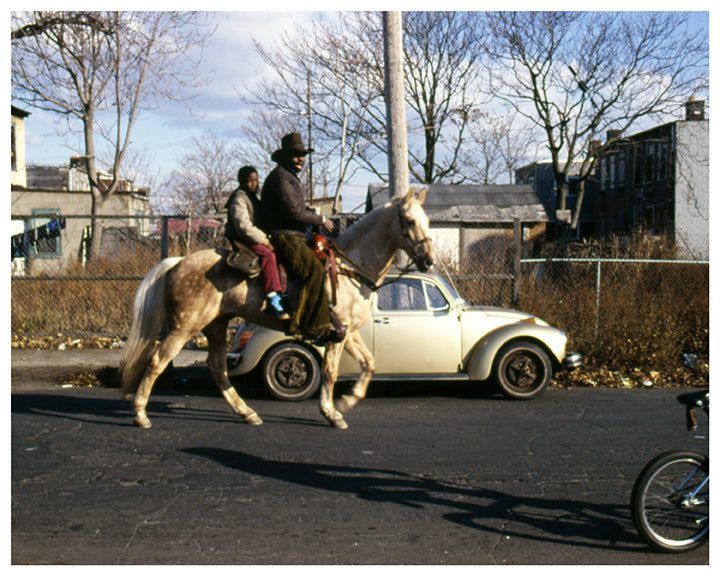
left=336, top=197, right=401, bottom=250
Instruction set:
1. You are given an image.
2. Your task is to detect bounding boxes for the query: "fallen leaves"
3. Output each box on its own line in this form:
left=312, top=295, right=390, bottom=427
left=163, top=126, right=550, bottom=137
left=553, top=359, right=709, bottom=390
left=11, top=334, right=123, bottom=350
left=57, top=367, right=118, bottom=388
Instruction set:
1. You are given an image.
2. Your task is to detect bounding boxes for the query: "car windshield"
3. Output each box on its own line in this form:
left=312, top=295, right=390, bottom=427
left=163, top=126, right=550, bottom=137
left=434, top=273, right=470, bottom=309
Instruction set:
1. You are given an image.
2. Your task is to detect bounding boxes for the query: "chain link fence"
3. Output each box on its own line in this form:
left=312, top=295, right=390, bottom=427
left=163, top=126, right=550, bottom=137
left=10, top=214, right=224, bottom=341
left=11, top=214, right=709, bottom=379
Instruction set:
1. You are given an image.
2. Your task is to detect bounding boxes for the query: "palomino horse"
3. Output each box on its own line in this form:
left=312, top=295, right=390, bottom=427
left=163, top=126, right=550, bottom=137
left=119, top=188, right=434, bottom=430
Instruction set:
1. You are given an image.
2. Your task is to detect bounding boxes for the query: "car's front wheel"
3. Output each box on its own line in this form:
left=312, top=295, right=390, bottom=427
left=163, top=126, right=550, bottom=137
left=262, top=342, right=321, bottom=401
left=493, top=341, right=552, bottom=400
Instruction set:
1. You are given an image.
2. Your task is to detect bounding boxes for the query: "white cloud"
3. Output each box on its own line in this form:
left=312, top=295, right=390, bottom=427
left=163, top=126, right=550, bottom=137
left=152, top=12, right=323, bottom=132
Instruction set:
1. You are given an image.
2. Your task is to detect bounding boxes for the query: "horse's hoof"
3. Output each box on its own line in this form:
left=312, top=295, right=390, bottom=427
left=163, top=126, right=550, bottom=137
left=336, top=395, right=357, bottom=413
left=330, top=416, right=349, bottom=430
left=245, top=412, right=263, bottom=426
left=134, top=414, right=152, bottom=429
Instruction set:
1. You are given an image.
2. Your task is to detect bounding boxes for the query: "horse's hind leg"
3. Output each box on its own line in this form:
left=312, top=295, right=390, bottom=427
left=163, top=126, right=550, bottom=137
left=203, top=318, right=263, bottom=425
left=133, top=330, right=189, bottom=428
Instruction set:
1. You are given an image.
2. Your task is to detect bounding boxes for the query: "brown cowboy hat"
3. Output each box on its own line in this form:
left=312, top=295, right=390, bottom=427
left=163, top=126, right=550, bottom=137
left=271, top=132, right=314, bottom=162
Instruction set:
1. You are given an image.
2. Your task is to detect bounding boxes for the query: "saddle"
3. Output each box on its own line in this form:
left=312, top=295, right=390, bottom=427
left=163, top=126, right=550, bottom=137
left=225, top=241, right=261, bottom=278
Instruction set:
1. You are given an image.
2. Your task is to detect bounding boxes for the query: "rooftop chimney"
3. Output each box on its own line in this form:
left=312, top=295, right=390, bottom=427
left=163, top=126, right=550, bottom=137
left=685, top=97, right=705, bottom=121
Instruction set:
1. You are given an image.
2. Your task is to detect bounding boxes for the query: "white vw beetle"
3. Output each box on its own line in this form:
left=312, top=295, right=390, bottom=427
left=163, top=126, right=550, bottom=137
left=228, top=270, right=582, bottom=401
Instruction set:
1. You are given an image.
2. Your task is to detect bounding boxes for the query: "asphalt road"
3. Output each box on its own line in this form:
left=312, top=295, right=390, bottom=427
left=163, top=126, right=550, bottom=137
left=11, top=359, right=710, bottom=565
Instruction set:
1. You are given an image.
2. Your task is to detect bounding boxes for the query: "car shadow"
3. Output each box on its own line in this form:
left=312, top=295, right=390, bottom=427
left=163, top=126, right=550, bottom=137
left=358, top=378, right=501, bottom=400
left=183, top=446, right=642, bottom=553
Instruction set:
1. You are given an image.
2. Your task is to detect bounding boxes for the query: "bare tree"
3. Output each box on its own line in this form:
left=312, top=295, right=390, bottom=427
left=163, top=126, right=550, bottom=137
left=459, top=109, right=539, bottom=184
left=240, top=108, right=301, bottom=179
left=161, top=133, right=248, bottom=216
left=11, top=11, right=214, bottom=258
left=402, top=11, right=485, bottom=184
left=245, top=12, right=386, bottom=212
left=243, top=11, right=487, bottom=206
left=483, top=11, right=708, bottom=230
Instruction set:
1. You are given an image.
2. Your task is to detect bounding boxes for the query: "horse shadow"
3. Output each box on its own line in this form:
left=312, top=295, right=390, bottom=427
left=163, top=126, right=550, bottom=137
left=183, top=446, right=642, bottom=552
left=10, top=391, right=265, bottom=427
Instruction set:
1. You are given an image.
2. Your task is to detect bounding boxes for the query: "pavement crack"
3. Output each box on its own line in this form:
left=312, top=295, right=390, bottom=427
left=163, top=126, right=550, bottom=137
left=577, top=407, right=610, bottom=430
left=117, top=490, right=183, bottom=563
left=489, top=508, right=513, bottom=565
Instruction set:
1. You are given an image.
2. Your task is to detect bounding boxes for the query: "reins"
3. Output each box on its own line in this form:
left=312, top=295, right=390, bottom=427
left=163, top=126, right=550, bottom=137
left=323, top=197, right=428, bottom=298
left=327, top=240, right=391, bottom=292
left=328, top=238, right=417, bottom=294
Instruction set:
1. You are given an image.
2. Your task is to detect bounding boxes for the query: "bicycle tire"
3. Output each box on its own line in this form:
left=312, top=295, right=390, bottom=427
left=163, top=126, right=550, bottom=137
left=631, top=450, right=709, bottom=553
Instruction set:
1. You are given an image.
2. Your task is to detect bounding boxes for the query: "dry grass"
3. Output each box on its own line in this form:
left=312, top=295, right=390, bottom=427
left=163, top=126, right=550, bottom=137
left=11, top=232, right=709, bottom=388
left=11, top=249, right=157, bottom=336
left=518, top=238, right=709, bottom=388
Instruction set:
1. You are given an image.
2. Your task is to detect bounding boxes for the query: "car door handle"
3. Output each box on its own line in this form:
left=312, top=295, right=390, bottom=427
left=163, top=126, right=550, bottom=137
left=374, top=317, right=391, bottom=325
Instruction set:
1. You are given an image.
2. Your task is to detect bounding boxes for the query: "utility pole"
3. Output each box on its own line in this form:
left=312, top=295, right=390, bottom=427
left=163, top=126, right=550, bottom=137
left=383, top=11, right=408, bottom=198
left=306, top=70, right=314, bottom=205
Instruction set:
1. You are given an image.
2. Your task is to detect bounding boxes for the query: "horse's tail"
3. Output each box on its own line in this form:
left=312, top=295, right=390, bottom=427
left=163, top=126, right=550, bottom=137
left=119, top=257, right=182, bottom=395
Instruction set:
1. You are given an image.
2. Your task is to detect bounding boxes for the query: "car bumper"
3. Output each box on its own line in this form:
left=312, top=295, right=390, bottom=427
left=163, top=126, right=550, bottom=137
left=563, top=352, right=583, bottom=370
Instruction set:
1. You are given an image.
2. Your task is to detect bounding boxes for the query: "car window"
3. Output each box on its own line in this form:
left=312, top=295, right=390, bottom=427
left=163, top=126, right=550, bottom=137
left=377, top=278, right=427, bottom=311
left=424, top=281, right=449, bottom=311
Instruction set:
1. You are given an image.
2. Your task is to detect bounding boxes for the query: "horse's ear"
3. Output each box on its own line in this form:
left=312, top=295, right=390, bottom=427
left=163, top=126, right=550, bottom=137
left=403, top=187, right=414, bottom=205
left=417, top=187, right=426, bottom=204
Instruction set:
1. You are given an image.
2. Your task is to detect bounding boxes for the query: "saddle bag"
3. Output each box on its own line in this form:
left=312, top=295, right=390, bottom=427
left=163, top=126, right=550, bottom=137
left=226, top=242, right=261, bottom=277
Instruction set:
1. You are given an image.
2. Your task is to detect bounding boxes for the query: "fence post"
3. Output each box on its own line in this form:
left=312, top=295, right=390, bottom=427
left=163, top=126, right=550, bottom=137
left=513, top=219, right=521, bottom=307
left=160, top=216, right=169, bottom=260
left=595, top=259, right=602, bottom=337
left=23, top=217, right=32, bottom=275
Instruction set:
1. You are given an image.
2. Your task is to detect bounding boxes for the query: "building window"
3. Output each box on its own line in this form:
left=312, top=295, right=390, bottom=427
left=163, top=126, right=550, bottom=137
left=566, top=177, right=579, bottom=198
left=30, top=209, right=63, bottom=258
left=658, top=141, right=669, bottom=181
left=644, top=143, right=656, bottom=183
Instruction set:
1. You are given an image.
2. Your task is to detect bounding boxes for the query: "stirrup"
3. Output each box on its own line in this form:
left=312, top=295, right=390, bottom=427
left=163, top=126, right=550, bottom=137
left=267, top=295, right=290, bottom=320
left=329, top=309, right=346, bottom=340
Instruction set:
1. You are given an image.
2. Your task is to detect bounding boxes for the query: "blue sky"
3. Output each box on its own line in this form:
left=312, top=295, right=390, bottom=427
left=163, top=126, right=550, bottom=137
left=12, top=7, right=713, bottom=213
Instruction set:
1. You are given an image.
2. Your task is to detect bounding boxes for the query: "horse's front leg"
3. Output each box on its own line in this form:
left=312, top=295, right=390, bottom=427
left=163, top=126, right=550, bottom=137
left=319, top=342, right=349, bottom=430
left=335, top=331, right=375, bottom=414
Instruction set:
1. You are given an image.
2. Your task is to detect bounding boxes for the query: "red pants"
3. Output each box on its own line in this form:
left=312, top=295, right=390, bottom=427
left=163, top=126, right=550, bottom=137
left=251, top=244, right=283, bottom=294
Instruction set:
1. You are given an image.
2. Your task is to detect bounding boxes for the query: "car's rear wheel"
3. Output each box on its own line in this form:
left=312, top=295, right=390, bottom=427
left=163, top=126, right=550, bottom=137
left=494, top=341, right=552, bottom=400
left=262, top=342, right=321, bottom=401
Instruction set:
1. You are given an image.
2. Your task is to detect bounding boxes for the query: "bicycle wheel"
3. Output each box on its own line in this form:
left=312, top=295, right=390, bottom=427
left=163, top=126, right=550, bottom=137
left=631, top=451, right=709, bottom=553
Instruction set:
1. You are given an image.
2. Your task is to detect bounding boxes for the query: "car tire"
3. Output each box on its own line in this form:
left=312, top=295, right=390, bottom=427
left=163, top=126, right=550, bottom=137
left=262, top=342, right=322, bottom=401
left=493, top=341, right=552, bottom=400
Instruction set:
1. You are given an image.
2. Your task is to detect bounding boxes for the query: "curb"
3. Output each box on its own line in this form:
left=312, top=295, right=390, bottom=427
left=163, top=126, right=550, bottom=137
left=11, top=348, right=208, bottom=391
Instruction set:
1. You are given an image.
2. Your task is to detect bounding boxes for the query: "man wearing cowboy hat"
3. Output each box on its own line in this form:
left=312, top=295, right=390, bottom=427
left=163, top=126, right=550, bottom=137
left=261, top=133, right=342, bottom=344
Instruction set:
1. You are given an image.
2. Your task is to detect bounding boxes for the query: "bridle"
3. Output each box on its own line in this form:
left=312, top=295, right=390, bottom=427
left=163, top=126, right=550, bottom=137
left=328, top=200, right=433, bottom=292
left=397, top=201, right=433, bottom=269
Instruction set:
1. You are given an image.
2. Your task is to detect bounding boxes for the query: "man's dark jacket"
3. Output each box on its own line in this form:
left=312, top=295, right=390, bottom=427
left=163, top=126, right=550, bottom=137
left=261, top=164, right=323, bottom=236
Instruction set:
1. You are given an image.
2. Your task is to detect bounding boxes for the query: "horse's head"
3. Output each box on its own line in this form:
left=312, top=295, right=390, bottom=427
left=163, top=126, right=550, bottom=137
left=395, top=187, right=435, bottom=272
